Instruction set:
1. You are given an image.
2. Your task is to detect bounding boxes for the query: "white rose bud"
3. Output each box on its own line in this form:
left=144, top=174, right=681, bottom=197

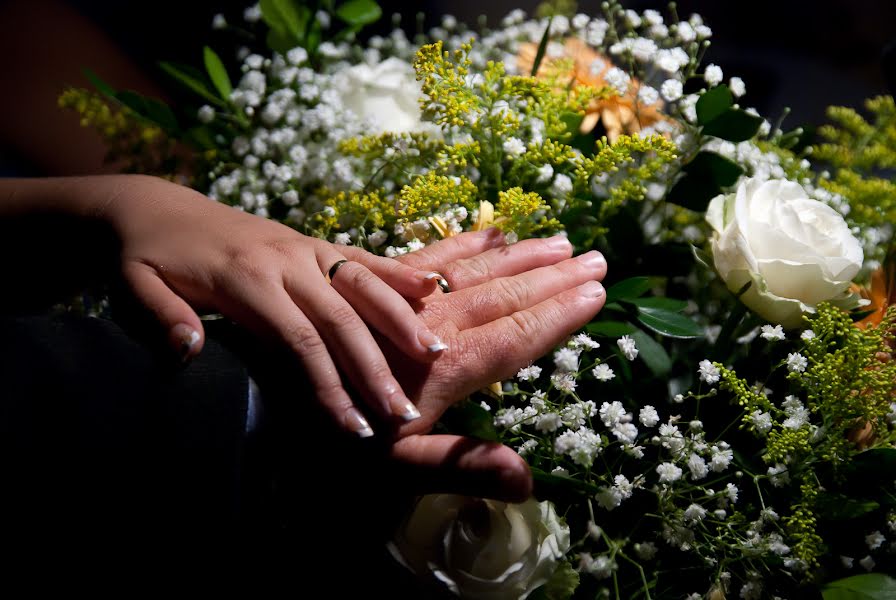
left=706, top=178, right=863, bottom=327
left=389, top=495, right=570, bottom=600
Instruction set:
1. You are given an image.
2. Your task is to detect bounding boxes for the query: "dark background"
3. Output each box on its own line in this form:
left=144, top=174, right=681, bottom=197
left=1, top=0, right=895, bottom=173
left=78, top=0, right=896, bottom=125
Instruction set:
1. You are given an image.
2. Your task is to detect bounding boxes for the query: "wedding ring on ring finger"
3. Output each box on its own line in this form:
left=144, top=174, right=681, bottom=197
left=325, top=259, right=349, bottom=284
left=427, top=272, right=451, bottom=294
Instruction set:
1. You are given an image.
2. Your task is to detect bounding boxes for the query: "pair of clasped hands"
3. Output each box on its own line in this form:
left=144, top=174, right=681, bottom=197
left=10, top=174, right=608, bottom=502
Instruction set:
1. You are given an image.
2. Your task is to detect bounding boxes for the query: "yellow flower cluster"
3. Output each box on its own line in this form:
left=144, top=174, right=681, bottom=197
left=495, top=187, right=558, bottom=238
left=58, top=88, right=160, bottom=144
left=311, top=189, right=393, bottom=236
left=397, top=171, right=478, bottom=223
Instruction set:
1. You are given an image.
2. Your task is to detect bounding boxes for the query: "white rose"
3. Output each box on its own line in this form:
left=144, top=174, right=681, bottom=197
left=338, top=57, right=427, bottom=134
left=389, top=494, right=570, bottom=600
left=706, top=178, right=863, bottom=328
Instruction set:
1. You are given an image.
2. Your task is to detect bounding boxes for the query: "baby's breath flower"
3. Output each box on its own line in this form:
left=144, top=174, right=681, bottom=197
left=768, top=463, right=790, bottom=487
left=729, top=76, right=746, bottom=97
left=660, top=79, right=683, bottom=102
left=687, top=453, right=709, bottom=480
left=592, top=363, right=615, bottom=381
left=656, top=462, right=683, bottom=483
left=502, top=136, right=526, bottom=157
left=553, top=347, right=581, bottom=372
left=750, top=410, right=773, bottom=434
left=617, top=335, right=638, bottom=360
left=786, top=352, right=808, bottom=373
left=517, top=365, right=542, bottom=381
left=599, top=401, right=627, bottom=427
left=536, top=412, right=563, bottom=433
left=551, top=372, right=577, bottom=393
left=704, top=64, right=723, bottom=86
left=572, top=333, right=599, bottom=349
left=698, top=359, right=721, bottom=384
left=684, top=503, right=707, bottom=522
left=634, top=542, right=657, bottom=560
left=865, top=530, right=886, bottom=550
left=761, top=324, right=786, bottom=341
left=516, top=439, right=538, bottom=456
left=859, top=555, right=876, bottom=571
left=639, top=406, right=660, bottom=427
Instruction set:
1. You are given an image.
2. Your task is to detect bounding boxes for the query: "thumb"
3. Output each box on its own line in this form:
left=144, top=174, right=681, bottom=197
left=123, top=261, right=205, bottom=362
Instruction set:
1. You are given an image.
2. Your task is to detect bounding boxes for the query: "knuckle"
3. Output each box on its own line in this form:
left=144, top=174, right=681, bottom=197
left=509, top=309, right=544, bottom=340
left=320, top=303, right=365, bottom=334
left=458, top=254, right=493, bottom=280
left=282, top=319, right=326, bottom=356
left=339, top=263, right=379, bottom=290
left=495, top=276, right=531, bottom=309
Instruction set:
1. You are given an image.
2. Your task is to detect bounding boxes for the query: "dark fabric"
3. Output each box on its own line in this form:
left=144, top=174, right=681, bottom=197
left=0, top=314, right=250, bottom=577
left=0, top=313, right=421, bottom=593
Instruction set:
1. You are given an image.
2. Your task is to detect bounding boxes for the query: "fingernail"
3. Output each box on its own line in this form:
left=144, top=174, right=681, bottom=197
left=423, top=272, right=442, bottom=280
left=576, top=250, right=607, bottom=270
left=171, top=323, right=200, bottom=362
left=579, top=280, right=605, bottom=298
left=391, top=398, right=421, bottom=422
left=545, top=235, right=572, bottom=251
left=418, top=329, right=449, bottom=353
left=345, top=408, right=374, bottom=438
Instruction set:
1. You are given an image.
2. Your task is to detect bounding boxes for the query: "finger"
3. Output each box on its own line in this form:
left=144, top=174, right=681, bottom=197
left=123, top=261, right=204, bottom=362
left=326, top=259, right=449, bottom=359
left=221, top=281, right=376, bottom=438
left=337, top=247, right=440, bottom=298
left=388, top=434, right=533, bottom=503
left=437, top=235, right=576, bottom=290
left=392, top=228, right=507, bottom=271
left=284, top=263, right=423, bottom=423
left=436, top=250, right=607, bottom=331
left=454, top=280, right=606, bottom=389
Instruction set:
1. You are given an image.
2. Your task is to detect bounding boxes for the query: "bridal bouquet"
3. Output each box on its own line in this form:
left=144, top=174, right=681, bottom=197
left=63, top=1, right=896, bottom=597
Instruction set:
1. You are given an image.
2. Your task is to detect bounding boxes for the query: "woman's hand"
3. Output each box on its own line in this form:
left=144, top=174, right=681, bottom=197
left=338, top=230, right=608, bottom=500
left=91, top=175, right=451, bottom=436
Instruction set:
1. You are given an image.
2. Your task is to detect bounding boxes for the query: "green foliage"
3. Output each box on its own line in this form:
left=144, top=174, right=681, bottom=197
left=822, top=574, right=896, bottom=600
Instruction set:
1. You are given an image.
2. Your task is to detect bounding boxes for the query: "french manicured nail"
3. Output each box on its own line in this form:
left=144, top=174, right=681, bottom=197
left=171, top=323, right=200, bottom=361
left=545, top=235, right=572, bottom=251
left=389, top=396, right=421, bottom=421
left=418, top=329, right=449, bottom=353
left=423, top=272, right=442, bottom=281
left=345, top=408, right=374, bottom=438
left=576, top=250, right=607, bottom=270
left=579, top=280, right=605, bottom=298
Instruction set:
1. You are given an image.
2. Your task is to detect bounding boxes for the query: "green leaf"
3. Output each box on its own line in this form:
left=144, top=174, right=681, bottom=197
left=630, top=328, right=672, bottom=376
left=114, top=91, right=178, bottom=133
left=203, top=47, right=232, bottom=100
left=822, top=574, right=896, bottom=600
left=636, top=306, right=702, bottom=339
left=260, top=0, right=306, bottom=40
left=629, top=297, right=689, bottom=312
left=335, top=0, right=382, bottom=26
left=585, top=320, right=636, bottom=337
left=816, top=493, right=880, bottom=520
left=82, top=68, right=117, bottom=100
left=185, top=126, right=216, bottom=150
left=696, top=85, right=733, bottom=125
left=605, top=277, right=651, bottom=304
left=442, top=400, right=499, bottom=442
left=159, top=61, right=223, bottom=106
left=666, top=170, right=723, bottom=212
left=702, top=108, right=764, bottom=142
left=683, top=151, right=744, bottom=187
left=530, top=16, right=553, bottom=77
